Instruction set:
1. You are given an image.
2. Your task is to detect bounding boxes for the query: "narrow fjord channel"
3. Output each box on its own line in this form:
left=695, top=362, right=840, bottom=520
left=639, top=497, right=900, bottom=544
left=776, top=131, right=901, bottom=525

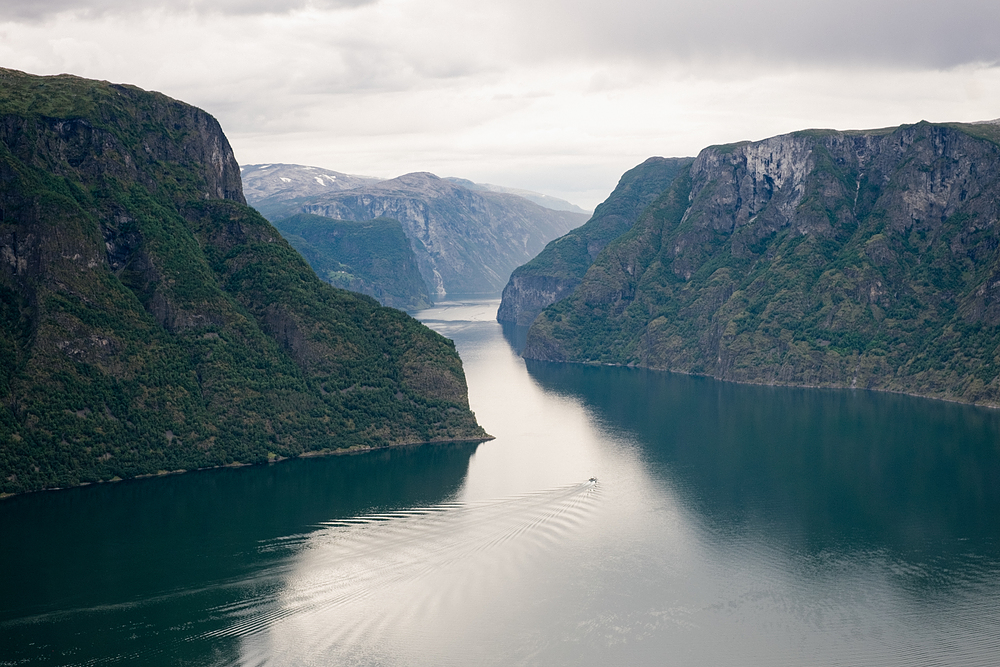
left=2, top=299, right=1000, bottom=666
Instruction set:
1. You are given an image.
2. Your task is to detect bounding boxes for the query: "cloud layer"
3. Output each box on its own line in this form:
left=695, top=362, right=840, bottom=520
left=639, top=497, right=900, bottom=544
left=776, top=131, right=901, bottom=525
left=1, top=0, right=374, bottom=21
left=9, top=0, right=999, bottom=68
left=2, top=0, right=998, bottom=208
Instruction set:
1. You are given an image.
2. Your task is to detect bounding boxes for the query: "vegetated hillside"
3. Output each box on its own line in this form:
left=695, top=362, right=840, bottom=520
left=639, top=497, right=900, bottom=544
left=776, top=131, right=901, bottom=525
left=274, top=214, right=432, bottom=310
left=497, top=157, right=693, bottom=326
left=524, top=121, right=1000, bottom=406
left=0, top=68, right=488, bottom=496
left=249, top=170, right=589, bottom=298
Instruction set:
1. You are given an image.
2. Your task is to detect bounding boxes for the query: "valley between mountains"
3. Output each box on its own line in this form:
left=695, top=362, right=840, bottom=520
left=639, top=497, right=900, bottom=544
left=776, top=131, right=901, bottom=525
left=5, top=64, right=1000, bottom=498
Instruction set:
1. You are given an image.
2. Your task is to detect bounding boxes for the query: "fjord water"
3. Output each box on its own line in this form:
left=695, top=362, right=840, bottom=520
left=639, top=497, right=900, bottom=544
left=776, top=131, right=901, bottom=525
left=3, top=300, right=1000, bottom=666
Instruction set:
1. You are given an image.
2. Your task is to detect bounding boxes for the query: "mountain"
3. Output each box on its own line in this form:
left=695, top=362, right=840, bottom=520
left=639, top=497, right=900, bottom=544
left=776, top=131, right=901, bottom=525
left=274, top=214, right=432, bottom=310
left=443, top=177, right=592, bottom=215
left=245, top=166, right=590, bottom=218
left=497, top=157, right=693, bottom=326
left=240, top=163, right=382, bottom=220
left=0, top=68, right=488, bottom=496
left=523, top=121, right=1000, bottom=407
left=246, top=170, right=589, bottom=298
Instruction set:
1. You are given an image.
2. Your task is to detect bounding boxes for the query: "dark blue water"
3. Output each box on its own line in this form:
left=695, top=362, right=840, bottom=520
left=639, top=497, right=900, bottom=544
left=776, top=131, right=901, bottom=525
left=2, top=299, right=999, bottom=666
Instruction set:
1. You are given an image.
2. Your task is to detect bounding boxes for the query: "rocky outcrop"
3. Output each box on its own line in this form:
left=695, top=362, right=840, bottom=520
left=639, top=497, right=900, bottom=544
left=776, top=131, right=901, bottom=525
left=524, top=121, right=1000, bottom=407
left=497, top=157, right=692, bottom=326
left=497, top=273, right=583, bottom=327
left=0, top=68, right=488, bottom=496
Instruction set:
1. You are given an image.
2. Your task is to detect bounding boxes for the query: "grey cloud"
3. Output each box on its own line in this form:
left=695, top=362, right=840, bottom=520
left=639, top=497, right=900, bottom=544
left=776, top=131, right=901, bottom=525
left=510, top=0, right=1000, bottom=70
left=0, top=0, right=374, bottom=21
left=7, top=0, right=997, bottom=71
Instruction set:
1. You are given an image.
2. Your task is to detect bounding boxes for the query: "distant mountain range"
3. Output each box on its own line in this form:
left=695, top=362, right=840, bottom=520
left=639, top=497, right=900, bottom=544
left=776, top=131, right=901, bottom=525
left=515, top=121, right=1000, bottom=407
left=241, top=163, right=383, bottom=215
left=242, top=164, right=590, bottom=300
left=442, top=177, right=592, bottom=215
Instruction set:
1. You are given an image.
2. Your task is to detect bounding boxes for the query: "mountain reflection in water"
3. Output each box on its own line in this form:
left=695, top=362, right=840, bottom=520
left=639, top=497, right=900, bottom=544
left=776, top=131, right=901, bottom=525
left=1, top=299, right=999, bottom=666
left=524, top=358, right=1000, bottom=552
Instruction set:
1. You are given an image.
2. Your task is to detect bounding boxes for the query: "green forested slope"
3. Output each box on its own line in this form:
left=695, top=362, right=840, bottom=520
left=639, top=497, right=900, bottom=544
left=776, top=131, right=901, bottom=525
left=524, top=122, right=1000, bottom=406
left=496, top=157, right=692, bottom=325
left=0, top=68, right=486, bottom=496
left=274, top=214, right=431, bottom=310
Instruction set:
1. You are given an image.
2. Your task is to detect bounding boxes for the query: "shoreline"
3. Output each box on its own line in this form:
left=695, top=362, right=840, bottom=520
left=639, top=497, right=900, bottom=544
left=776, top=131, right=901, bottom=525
left=0, top=434, right=495, bottom=501
left=523, top=357, right=1000, bottom=410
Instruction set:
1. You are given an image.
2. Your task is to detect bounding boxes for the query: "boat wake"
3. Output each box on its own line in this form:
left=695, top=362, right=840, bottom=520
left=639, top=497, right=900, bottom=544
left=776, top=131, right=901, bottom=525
left=209, top=480, right=601, bottom=665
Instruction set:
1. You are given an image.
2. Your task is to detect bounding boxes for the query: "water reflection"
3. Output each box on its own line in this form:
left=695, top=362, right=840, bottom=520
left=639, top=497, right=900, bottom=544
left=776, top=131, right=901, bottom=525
left=0, top=442, right=478, bottom=666
left=524, top=360, right=1000, bottom=552
left=499, top=320, right=530, bottom=354
left=230, top=483, right=603, bottom=666
left=3, top=299, right=1000, bottom=666
left=219, top=299, right=1000, bottom=666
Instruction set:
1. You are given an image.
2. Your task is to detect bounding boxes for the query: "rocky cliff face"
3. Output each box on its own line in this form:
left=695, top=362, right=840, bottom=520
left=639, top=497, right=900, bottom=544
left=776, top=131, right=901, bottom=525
left=524, top=121, right=1000, bottom=406
left=0, top=70, right=246, bottom=340
left=0, top=68, right=487, bottom=496
left=497, top=272, right=582, bottom=327
left=250, top=170, right=588, bottom=298
left=497, top=157, right=692, bottom=326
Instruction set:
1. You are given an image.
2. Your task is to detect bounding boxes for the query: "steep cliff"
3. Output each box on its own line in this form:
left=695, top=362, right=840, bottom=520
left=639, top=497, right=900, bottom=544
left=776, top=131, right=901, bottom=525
left=497, top=157, right=692, bottom=326
left=524, top=121, right=1000, bottom=406
left=251, top=171, right=588, bottom=298
left=275, top=214, right=432, bottom=310
left=0, top=68, right=487, bottom=496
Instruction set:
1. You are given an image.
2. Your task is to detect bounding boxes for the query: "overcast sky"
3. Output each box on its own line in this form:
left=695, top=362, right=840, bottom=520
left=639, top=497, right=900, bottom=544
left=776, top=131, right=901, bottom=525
left=2, top=0, right=999, bottom=209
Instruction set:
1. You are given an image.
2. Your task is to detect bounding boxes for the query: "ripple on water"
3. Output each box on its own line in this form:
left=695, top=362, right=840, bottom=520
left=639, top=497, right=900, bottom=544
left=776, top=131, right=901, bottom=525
left=208, top=481, right=602, bottom=665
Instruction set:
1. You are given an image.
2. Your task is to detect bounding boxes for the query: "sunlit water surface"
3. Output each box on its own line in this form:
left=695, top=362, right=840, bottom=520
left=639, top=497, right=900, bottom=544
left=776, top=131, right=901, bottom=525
left=2, top=299, right=1000, bottom=666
